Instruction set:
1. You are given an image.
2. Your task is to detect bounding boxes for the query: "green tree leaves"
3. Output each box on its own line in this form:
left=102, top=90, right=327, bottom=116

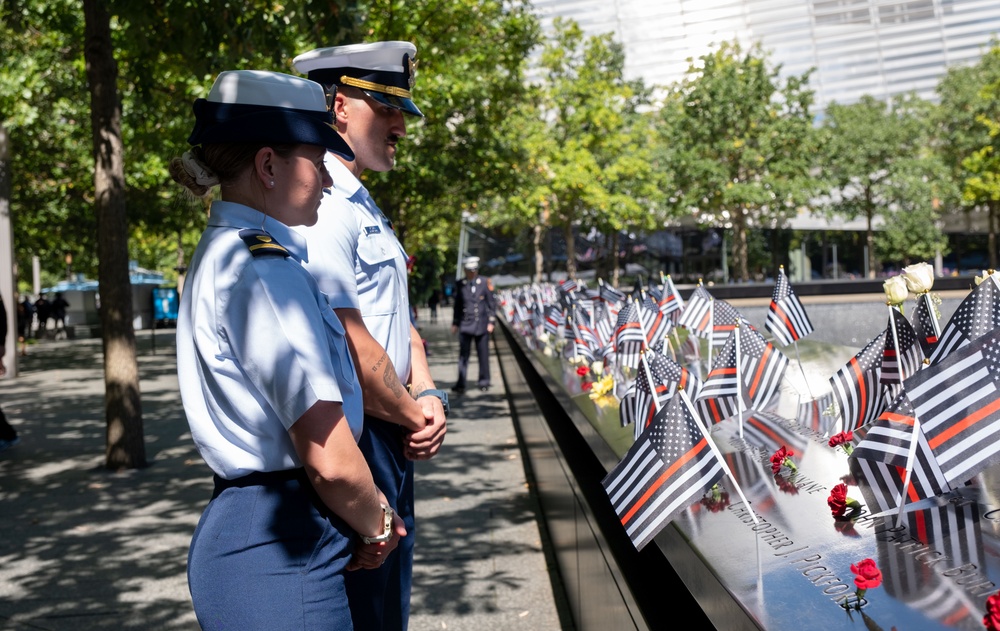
left=663, top=41, right=818, bottom=282
left=819, top=94, right=949, bottom=274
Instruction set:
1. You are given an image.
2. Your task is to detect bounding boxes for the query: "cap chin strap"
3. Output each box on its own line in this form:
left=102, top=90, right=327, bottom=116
left=340, top=75, right=412, bottom=99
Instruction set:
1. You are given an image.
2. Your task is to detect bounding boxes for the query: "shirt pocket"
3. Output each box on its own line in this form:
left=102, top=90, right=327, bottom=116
left=355, top=231, right=405, bottom=316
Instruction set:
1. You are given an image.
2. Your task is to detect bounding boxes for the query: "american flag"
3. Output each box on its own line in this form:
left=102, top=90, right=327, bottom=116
left=602, top=394, right=724, bottom=551
left=660, top=274, right=685, bottom=323
left=904, top=327, right=1000, bottom=488
left=696, top=330, right=743, bottom=423
left=738, top=326, right=788, bottom=410
left=563, top=317, right=596, bottom=363
left=576, top=296, right=596, bottom=328
left=594, top=301, right=615, bottom=347
left=765, top=268, right=814, bottom=346
left=881, top=307, right=925, bottom=385
left=910, top=292, right=940, bottom=358
left=570, top=304, right=601, bottom=354
left=622, top=351, right=701, bottom=436
left=829, top=332, right=889, bottom=430
left=614, top=300, right=645, bottom=370
left=929, top=274, right=1000, bottom=364
left=678, top=285, right=714, bottom=339
left=640, top=294, right=673, bottom=347
left=598, top=281, right=626, bottom=308
left=711, top=299, right=748, bottom=349
left=543, top=306, right=565, bottom=336
left=850, top=392, right=950, bottom=509
left=558, top=278, right=578, bottom=295
left=849, top=457, right=908, bottom=514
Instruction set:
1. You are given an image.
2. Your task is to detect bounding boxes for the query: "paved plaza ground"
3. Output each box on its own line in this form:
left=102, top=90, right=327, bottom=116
left=0, top=308, right=570, bottom=630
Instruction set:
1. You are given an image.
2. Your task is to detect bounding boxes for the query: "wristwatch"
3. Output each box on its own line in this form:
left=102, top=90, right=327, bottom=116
left=415, top=388, right=450, bottom=417
left=361, top=505, right=394, bottom=544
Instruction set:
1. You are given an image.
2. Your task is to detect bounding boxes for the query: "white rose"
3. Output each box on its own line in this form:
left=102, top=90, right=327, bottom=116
left=591, top=361, right=604, bottom=376
left=976, top=270, right=995, bottom=286
left=543, top=347, right=554, bottom=357
left=883, top=275, right=908, bottom=305
left=902, top=262, right=934, bottom=294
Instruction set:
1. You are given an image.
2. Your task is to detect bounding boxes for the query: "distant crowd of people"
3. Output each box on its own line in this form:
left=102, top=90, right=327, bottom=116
left=13, top=292, right=70, bottom=354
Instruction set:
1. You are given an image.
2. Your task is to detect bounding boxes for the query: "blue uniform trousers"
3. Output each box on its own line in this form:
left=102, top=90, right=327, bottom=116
left=456, top=331, right=491, bottom=390
left=346, top=416, right=415, bottom=630
left=188, top=469, right=354, bottom=631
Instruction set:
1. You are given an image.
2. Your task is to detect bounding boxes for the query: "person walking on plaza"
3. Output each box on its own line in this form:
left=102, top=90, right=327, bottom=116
left=293, top=41, right=448, bottom=631
left=50, top=293, right=69, bottom=338
left=451, top=256, right=496, bottom=393
left=16, top=294, right=33, bottom=356
left=170, top=69, right=403, bottom=629
left=0, top=295, right=20, bottom=452
left=33, top=294, right=49, bottom=338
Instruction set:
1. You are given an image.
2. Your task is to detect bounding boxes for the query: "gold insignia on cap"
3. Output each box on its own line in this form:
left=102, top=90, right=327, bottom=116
left=339, top=75, right=413, bottom=99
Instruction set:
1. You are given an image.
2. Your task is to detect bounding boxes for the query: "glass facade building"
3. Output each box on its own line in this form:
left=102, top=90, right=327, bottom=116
left=530, top=0, right=1000, bottom=108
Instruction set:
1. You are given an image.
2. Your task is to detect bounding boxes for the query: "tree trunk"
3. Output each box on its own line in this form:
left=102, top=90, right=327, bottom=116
left=84, top=0, right=147, bottom=469
left=611, top=230, right=620, bottom=287
left=733, top=207, right=749, bottom=282
left=563, top=222, right=577, bottom=280
left=532, top=221, right=543, bottom=284
left=534, top=200, right=548, bottom=283
left=865, top=189, right=877, bottom=279
left=0, top=122, right=16, bottom=376
left=989, top=200, right=999, bottom=271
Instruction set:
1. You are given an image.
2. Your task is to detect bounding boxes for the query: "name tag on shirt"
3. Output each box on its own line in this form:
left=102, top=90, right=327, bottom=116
left=364, top=225, right=381, bottom=236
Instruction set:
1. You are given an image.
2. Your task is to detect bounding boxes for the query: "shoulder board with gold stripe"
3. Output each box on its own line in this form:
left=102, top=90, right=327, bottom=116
left=238, top=229, right=289, bottom=258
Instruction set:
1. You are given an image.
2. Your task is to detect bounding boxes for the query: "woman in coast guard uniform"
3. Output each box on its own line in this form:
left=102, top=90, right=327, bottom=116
left=170, top=70, right=404, bottom=631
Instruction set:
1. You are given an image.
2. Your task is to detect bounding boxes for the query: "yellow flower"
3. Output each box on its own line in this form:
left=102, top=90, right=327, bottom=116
left=588, top=375, right=615, bottom=400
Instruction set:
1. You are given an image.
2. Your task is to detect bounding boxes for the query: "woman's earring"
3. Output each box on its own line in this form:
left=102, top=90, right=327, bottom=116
left=269, top=180, right=275, bottom=188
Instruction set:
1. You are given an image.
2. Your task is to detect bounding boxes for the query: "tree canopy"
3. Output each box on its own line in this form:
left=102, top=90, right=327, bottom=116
left=662, top=41, right=818, bottom=282
left=937, top=42, right=1000, bottom=268
left=819, top=94, right=949, bottom=275
left=480, top=18, right=664, bottom=285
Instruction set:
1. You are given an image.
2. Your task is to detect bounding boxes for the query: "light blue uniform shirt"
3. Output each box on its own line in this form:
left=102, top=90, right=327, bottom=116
left=295, top=155, right=412, bottom=385
left=176, top=201, right=363, bottom=480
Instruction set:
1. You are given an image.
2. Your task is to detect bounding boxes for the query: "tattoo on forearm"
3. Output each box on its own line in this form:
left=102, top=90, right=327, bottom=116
left=371, top=352, right=388, bottom=374
left=410, top=381, right=429, bottom=397
left=383, top=365, right=406, bottom=399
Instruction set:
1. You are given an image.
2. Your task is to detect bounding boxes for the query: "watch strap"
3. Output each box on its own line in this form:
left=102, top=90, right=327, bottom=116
left=360, top=505, right=394, bottom=544
left=415, top=388, right=449, bottom=416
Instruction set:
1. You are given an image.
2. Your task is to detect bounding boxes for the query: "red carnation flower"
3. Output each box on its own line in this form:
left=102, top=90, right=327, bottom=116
left=576, top=366, right=589, bottom=377
left=770, top=446, right=796, bottom=474
left=984, top=591, right=1000, bottom=631
left=581, top=381, right=593, bottom=391
left=828, top=483, right=848, bottom=517
left=828, top=431, right=853, bottom=447
left=828, top=431, right=855, bottom=455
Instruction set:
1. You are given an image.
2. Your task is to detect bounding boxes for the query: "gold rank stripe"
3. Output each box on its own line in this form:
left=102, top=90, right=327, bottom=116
left=249, top=243, right=287, bottom=253
left=340, top=75, right=412, bottom=99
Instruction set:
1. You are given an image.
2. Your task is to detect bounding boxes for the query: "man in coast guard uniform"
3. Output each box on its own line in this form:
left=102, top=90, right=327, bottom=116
left=292, top=42, right=448, bottom=631
left=451, top=256, right=496, bottom=393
